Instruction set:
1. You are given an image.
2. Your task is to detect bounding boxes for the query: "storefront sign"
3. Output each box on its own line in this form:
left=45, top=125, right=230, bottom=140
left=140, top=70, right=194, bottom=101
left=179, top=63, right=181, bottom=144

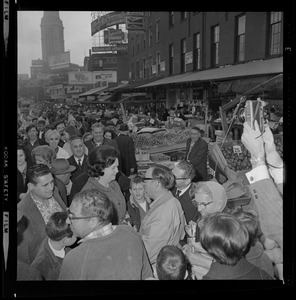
left=92, top=44, right=128, bottom=52
left=185, top=51, right=193, bottom=64
left=233, top=145, right=242, bottom=154
left=91, top=11, right=126, bottom=36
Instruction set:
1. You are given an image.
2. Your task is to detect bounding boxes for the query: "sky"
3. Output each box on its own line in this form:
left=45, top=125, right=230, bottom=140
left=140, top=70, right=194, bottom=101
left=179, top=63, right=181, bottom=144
left=17, top=11, right=94, bottom=75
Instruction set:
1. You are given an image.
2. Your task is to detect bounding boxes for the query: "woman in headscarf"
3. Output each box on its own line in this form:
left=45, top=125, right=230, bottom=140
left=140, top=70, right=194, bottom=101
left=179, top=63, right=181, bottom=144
left=182, top=180, right=228, bottom=279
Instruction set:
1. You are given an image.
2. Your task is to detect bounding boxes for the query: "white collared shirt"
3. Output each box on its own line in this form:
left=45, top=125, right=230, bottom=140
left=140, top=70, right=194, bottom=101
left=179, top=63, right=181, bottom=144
left=48, top=238, right=65, bottom=259
left=74, top=155, right=84, bottom=166
left=177, top=183, right=191, bottom=197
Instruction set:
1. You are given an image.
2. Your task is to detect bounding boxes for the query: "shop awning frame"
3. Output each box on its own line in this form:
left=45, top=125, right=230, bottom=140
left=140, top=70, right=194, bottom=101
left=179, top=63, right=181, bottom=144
left=137, top=57, right=283, bottom=89
left=78, top=86, right=109, bottom=97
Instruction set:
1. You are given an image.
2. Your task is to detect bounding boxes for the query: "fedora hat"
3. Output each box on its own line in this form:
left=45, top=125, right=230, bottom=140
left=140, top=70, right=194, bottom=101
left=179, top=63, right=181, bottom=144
left=51, top=158, right=76, bottom=175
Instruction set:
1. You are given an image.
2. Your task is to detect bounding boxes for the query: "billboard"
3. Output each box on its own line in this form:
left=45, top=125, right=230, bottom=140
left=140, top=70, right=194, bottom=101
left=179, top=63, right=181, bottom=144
left=108, top=28, right=124, bottom=44
left=93, top=71, right=117, bottom=83
left=91, top=11, right=126, bottom=36
left=92, top=44, right=128, bottom=52
left=48, top=51, right=71, bottom=70
left=91, top=11, right=145, bottom=36
left=68, top=72, right=94, bottom=85
left=125, top=16, right=145, bottom=31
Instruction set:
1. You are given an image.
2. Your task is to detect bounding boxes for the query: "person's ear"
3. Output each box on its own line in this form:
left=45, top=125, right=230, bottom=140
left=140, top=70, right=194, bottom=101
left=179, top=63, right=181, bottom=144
left=27, top=182, right=34, bottom=191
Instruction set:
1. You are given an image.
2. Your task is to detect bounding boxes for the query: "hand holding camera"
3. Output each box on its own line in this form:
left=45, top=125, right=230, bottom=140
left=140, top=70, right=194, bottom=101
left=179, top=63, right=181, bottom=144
left=241, top=120, right=265, bottom=167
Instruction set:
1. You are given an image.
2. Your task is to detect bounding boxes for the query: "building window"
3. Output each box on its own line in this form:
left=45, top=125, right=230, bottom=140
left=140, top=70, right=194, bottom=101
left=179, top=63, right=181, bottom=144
left=180, top=12, right=187, bottom=21
left=149, top=56, right=153, bottom=77
left=156, top=52, right=161, bottom=75
left=169, top=12, right=174, bottom=27
left=181, top=38, right=186, bottom=73
left=131, top=63, right=135, bottom=80
left=211, top=25, right=219, bottom=66
left=193, top=32, right=201, bottom=71
left=148, top=25, right=152, bottom=47
left=143, top=59, right=146, bottom=79
left=137, top=35, right=140, bottom=53
left=236, top=14, right=246, bottom=62
left=169, top=44, right=174, bottom=75
left=269, top=12, right=282, bottom=56
left=136, top=61, right=140, bottom=80
left=156, top=20, right=160, bottom=43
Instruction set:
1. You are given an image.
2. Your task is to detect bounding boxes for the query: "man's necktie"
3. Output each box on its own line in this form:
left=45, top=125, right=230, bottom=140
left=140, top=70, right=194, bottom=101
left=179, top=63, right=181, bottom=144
left=78, top=159, right=82, bottom=169
left=176, top=189, right=181, bottom=198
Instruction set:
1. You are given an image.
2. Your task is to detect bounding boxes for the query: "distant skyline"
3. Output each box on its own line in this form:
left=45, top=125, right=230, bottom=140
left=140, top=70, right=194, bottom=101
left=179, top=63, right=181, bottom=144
left=17, top=11, right=94, bottom=75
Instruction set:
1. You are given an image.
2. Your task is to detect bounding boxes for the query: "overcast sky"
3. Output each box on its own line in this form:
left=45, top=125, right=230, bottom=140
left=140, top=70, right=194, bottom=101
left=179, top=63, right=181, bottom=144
left=17, top=11, right=94, bottom=75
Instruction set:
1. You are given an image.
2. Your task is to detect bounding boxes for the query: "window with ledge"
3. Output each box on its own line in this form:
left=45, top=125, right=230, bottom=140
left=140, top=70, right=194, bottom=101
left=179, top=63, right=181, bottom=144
left=193, top=32, right=201, bottom=71
left=136, top=61, right=140, bottom=80
left=169, top=44, right=174, bottom=75
left=181, top=38, right=186, bottom=73
left=180, top=12, right=187, bottom=21
left=235, top=14, right=246, bottom=62
left=143, top=59, right=146, bottom=79
left=211, top=25, right=219, bottom=66
left=149, top=56, right=153, bottom=77
left=148, top=25, right=152, bottom=47
left=169, top=12, right=174, bottom=27
left=156, top=20, right=160, bottom=43
left=268, top=12, right=282, bottom=56
left=156, top=52, right=161, bottom=75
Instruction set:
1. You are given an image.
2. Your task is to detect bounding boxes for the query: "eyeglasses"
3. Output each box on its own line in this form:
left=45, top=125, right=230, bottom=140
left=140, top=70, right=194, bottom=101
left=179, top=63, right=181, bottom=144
left=67, top=210, right=98, bottom=221
left=142, top=178, right=155, bottom=181
left=191, top=201, right=213, bottom=208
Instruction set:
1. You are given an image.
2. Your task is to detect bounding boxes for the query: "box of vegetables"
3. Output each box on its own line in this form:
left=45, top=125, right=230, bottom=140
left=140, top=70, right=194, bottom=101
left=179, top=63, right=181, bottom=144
left=216, top=134, right=283, bottom=172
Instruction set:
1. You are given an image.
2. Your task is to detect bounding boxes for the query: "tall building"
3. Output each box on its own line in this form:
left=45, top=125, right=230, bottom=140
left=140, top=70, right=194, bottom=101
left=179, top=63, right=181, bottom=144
left=40, top=11, right=65, bottom=62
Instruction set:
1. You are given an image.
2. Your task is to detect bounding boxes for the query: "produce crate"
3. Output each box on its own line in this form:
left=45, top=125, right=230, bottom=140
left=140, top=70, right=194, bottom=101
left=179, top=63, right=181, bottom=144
left=150, top=153, right=170, bottom=162
left=135, top=150, right=150, bottom=162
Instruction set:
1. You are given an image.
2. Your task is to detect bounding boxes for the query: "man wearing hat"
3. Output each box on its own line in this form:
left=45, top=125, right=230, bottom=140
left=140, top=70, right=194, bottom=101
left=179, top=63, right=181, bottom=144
left=51, top=159, right=76, bottom=206
left=115, top=124, right=137, bottom=177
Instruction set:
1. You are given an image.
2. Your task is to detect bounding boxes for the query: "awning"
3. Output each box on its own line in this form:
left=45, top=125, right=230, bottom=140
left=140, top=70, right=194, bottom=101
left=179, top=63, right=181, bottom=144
left=218, top=75, right=283, bottom=94
left=137, top=57, right=283, bottom=88
left=78, top=86, right=109, bottom=97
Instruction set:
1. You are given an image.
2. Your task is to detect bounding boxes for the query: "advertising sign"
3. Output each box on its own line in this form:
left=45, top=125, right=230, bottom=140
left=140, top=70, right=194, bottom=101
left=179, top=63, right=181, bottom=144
left=48, top=51, right=71, bottom=69
left=160, top=61, right=165, bottom=71
left=92, top=44, right=128, bottom=52
left=91, top=11, right=126, bottom=36
left=68, top=72, right=94, bottom=85
left=93, top=71, right=117, bottom=83
left=185, top=51, right=193, bottom=64
left=108, top=28, right=124, bottom=44
left=126, top=16, right=145, bottom=31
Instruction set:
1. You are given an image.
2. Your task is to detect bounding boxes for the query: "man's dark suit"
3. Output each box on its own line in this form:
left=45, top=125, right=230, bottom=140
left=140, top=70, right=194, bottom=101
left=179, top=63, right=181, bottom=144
left=114, top=134, right=137, bottom=177
left=172, top=183, right=200, bottom=224
left=67, top=155, right=88, bottom=181
left=185, top=137, right=208, bottom=182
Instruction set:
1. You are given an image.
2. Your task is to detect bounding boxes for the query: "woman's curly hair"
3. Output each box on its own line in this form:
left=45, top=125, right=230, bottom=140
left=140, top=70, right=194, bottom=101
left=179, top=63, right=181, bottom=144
left=87, top=145, right=119, bottom=178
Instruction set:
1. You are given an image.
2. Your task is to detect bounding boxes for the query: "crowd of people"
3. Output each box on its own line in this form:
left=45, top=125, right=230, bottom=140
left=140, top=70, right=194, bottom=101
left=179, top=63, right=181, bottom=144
left=17, top=101, right=283, bottom=281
